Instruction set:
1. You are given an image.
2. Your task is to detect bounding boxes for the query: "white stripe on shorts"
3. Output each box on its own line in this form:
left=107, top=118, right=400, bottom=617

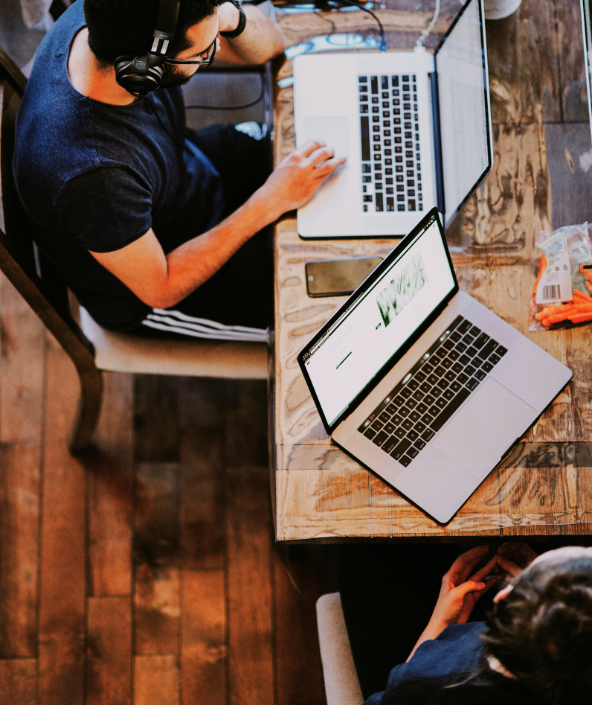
left=142, top=309, right=269, bottom=343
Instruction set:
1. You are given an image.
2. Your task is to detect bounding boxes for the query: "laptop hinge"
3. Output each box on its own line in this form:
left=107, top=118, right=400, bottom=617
left=429, top=71, right=446, bottom=216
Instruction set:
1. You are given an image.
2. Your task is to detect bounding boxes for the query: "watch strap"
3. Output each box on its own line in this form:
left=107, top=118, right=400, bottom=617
left=220, top=2, right=247, bottom=38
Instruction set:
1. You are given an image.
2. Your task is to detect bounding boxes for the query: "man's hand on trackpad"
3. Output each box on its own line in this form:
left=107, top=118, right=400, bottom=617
left=258, top=140, right=346, bottom=219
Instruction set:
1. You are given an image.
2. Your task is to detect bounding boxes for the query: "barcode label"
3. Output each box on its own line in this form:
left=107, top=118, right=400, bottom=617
left=542, top=285, right=560, bottom=300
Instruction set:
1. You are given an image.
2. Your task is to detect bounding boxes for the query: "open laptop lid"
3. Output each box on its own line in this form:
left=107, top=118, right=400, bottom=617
left=433, top=0, right=494, bottom=226
left=298, top=208, right=459, bottom=435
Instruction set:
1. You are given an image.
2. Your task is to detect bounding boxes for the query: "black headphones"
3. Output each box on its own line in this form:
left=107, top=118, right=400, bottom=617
left=114, top=0, right=246, bottom=97
left=114, top=0, right=180, bottom=96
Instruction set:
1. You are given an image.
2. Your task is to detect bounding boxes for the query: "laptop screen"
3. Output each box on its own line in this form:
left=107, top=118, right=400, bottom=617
left=436, top=0, right=492, bottom=221
left=300, top=211, right=456, bottom=429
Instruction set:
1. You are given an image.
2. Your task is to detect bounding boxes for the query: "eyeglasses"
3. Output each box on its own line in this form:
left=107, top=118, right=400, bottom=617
left=164, top=37, right=217, bottom=68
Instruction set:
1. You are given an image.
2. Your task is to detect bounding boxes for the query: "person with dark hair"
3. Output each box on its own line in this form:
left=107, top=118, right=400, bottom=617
left=13, top=0, right=344, bottom=340
left=338, top=543, right=592, bottom=705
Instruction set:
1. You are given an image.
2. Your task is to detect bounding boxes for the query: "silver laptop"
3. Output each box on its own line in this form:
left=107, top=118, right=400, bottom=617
left=293, top=0, right=493, bottom=238
left=298, top=210, right=572, bottom=524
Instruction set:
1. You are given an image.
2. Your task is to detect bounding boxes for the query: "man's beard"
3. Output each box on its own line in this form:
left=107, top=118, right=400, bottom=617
left=160, top=63, right=192, bottom=88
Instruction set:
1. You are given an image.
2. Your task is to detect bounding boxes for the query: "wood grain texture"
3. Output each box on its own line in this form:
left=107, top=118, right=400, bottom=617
left=0, top=272, right=45, bottom=443
left=274, top=546, right=336, bottom=705
left=485, top=0, right=561, bottom=125
left=272, top=1, right=592, bottom=540
left=0, top=444, right=40, bottom=658
left=134, top=463, right=180, bottom=656
left=179, top=429, right=225, bottom=571
left=545, top=122, right=592, bottom=230
left=181, top=570, right=226, bottom=705
left=134, top=656, right=179, bottom=705
left=38, top=337, right=86, bottom=705
left=556, top=0, right=590, bottom=123
left=223, top=380, right=269, bottom=468
left=87, top=598, right=132, bottom=705
left=134, top=376, right=180, bottom=464
left=226, top=466, right=274, bottom=705
left=88, top=372, right=134, bottom=597
left=0, top=659, right=36, bottom=705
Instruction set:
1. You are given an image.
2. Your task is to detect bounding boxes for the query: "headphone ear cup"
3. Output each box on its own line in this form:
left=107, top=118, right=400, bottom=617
left=114, top=54, right=165, bottom=96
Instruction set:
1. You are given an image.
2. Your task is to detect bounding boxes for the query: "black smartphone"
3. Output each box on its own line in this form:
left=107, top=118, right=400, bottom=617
left=305, top=256, right=383, bottom=297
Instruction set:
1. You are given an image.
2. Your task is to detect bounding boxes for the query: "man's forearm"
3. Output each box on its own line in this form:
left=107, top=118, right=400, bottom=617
left=219, top=4, right=286, bottom=65
left=158, top=187, right=278, bottom=308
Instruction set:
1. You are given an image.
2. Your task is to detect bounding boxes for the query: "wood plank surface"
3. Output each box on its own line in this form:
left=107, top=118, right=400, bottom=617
left=88, top=372, right=134, bottom=597
left=38, top=336, right=87, bottom=705
left=87, top=598, right=132, bottom=705
left=178, top=379, right=226, bottom=570
left=556, top=0, right=589, bottom=123
left=0, top=444, right=40, bottom=658
left=274, top=546, right=336, bottom=705
left=134, top=376, right=180, bottom=464
left=134, top=655, right=179, bottom=705
left=180, top=570, right=226, bottom=705
left=272, top=0, right=592, bottom=540
left=134, top=462, right=180, bottom=656
left=545, top=122, right=592, bottom=229
left=226, top=466, right=274, bottom=705
left=0, top=659, right=36, bottom=705
left=0, top=272, right=45, bottom=443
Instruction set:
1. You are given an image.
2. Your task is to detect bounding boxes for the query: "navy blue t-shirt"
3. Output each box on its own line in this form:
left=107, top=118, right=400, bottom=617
left=13, top=0, right=224, bottom=329
left=365, top=623, right=538, bottom=705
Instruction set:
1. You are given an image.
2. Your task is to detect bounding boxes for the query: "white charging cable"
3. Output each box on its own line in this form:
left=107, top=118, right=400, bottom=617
left=416, top=0, right=441, bottom=47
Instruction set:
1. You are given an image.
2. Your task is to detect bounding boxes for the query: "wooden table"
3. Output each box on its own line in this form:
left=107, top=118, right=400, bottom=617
left=271, top=0, right=592, bottom=541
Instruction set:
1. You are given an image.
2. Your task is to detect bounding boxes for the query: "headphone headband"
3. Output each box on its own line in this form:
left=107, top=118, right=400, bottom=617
left=151, top=0, right=180, bottom=55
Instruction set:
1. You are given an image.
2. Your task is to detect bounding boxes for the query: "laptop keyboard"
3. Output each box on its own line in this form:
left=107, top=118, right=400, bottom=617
left=358, top=315, right=507, bottom=468
left=358, top=74, right=423, bottom=214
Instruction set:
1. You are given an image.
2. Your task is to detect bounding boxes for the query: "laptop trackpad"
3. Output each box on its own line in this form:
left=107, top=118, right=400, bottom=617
left=432, top=378, right=536, bottom=481
left=301, top=117, right=349, bottom=159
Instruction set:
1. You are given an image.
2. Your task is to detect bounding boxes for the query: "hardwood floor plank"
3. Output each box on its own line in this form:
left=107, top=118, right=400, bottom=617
left=38, top=338, right=86, bottom=705
left=181, top=570, right=226, bottom=705
left=226, top=466, right=274, bottom=705
left=87, top=597, right=132, bottom=705
left=274, top=547, right=336, bottom=705
left=0, top=273, right=45, bottom=443
left=179, top=429, right=225, bottom=571
left=134, top=462, right=180, bottom=656
left=0, top=659, right=36, bottom=705
left=224, top=381, right=269, bottom=468
left=89, top=372, right=134, bottom=597
left=178, top=378, right=226, bottom=570
left=0, top=444, right=40, bottom=658
left=134, top=376, right=180, bottom=463
left=135, top=655, right=179, bottom=705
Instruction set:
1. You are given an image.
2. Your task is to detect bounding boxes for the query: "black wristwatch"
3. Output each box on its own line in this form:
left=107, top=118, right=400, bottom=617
left=220, top=0, right=247, bottom=38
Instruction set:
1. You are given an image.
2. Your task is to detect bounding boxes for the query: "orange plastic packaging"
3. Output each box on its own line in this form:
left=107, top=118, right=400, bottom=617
left=528, top=223, right=592, bottom=332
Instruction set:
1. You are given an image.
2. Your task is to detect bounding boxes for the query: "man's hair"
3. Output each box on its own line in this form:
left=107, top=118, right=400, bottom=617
left=482, top=555, right=592, bottom=704
left=84, top=0, right=224, bottom=66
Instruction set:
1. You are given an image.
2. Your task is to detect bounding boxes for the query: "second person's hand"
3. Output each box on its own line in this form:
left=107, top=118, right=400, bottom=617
left=496, top=542, right=538, bottom=577
left=257, top=140, right=346, bottom=220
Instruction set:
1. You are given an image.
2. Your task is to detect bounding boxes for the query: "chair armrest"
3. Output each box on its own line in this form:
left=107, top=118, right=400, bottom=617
left=316, top=593, right=364, bottom=705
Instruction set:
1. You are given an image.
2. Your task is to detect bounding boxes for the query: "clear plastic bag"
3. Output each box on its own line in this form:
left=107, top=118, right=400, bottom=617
left=528, top=223, right=592, bottom=332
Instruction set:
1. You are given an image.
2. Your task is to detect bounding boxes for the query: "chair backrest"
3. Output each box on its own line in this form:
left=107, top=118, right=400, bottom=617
left=0, top=42, right=96, bottom=368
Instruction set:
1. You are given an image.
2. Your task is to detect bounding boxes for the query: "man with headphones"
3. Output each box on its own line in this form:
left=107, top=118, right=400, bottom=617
left=13, top=0, right=344, bottom=340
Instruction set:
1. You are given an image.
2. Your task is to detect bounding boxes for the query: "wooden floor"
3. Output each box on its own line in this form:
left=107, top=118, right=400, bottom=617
left=0, top=272, right=337, bottom=705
